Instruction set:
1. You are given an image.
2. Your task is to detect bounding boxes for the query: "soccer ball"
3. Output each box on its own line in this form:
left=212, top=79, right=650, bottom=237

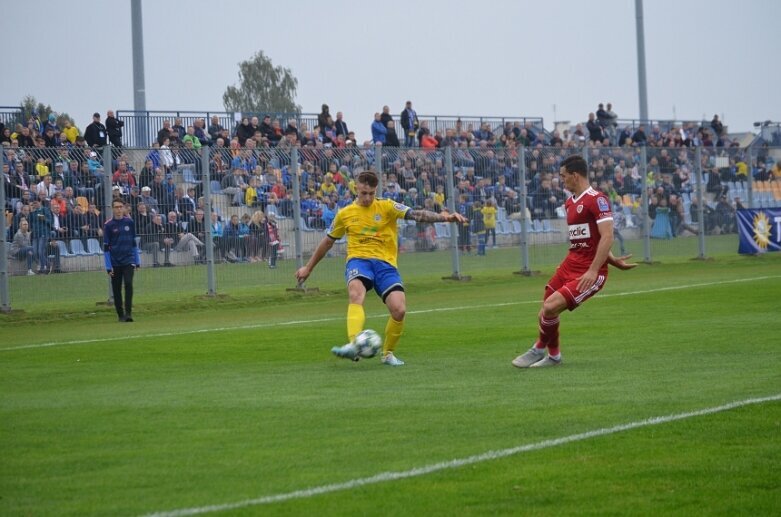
left=354, top=329, right=382, bottom=358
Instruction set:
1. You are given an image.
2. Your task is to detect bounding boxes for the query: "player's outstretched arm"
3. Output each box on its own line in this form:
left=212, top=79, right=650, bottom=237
left=406, top=209, right=467, bottom=224
left=607, top=252, right=638, bottom=270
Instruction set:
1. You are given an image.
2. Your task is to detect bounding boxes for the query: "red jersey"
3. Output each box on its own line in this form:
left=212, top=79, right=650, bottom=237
left=562, top=187, right=613, bottom=273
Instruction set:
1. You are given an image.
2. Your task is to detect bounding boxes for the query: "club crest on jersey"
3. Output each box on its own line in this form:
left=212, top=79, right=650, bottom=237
left=576, top=204, right=584, bottom=213
left=124, top=225, right=130, bottom=231
left=597, top=197, right=610, bottom=212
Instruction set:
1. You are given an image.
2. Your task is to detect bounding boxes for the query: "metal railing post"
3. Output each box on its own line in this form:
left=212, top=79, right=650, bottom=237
left=291, top=148, right=304, bottom=271
left=695, top=146, right=706, bottom=259
left=516, top=146, right=535, bottom=276
left=443, top=146, right=466, bottom=280
left=201, top=146, right=216, bottom=296
left=102, top=144, right=115, bottom=304
left=0, top=166, right=10, bottom=312
left=640, top=146, right=651, bottom=263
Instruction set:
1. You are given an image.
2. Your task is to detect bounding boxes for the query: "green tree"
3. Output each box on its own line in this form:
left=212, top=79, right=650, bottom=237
left=19, top=95, right=75, bottom=129
left=222, top=51, right=301, bottom=115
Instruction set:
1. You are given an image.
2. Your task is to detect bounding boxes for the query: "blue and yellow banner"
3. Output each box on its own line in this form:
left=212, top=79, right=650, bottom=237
left=737, top=209, right=781, bottom=254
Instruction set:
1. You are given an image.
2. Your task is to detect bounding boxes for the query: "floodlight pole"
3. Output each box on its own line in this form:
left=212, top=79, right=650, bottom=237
left=131, top=0, right=148, bottom=146
left=635, top=0, right=649, bottom=125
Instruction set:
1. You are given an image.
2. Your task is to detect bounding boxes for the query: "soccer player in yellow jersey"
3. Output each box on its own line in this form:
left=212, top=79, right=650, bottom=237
left=295, top=171, right=467, bottom=366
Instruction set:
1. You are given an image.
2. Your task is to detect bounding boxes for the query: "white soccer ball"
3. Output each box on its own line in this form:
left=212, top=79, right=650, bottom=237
left=354, top=329, right=382, bottom=358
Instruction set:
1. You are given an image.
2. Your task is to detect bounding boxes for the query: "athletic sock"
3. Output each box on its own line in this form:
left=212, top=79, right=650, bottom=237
left=347, top=303, right=365, bottom=343
left=383, top=317, right=404, bottom=355
left=538, top=314, right=560, bottom=354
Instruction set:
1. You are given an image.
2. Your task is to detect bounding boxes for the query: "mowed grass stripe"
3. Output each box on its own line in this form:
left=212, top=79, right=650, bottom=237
left=3, top=274, right=779, bottom=352
left=142, top=394, right=781, bottom=517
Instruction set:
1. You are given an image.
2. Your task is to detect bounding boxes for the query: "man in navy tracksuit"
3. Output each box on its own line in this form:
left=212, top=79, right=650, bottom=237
left=104, top=201, right=141, bottom=322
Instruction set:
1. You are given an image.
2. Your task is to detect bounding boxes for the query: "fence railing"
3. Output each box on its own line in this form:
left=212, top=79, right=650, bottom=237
left=2, top=143, right=778, bottom=314
left=116, top=110, right=545, bottom=147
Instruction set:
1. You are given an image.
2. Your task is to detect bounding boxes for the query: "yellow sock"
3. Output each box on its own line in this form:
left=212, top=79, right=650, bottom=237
left=383, top=317, right=404, bottom=355
left=347, top=303, right=365, bottom=343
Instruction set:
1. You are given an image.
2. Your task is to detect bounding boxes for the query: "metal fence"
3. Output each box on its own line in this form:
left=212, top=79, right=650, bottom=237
left=115, top=110, right=545, bottom=147
left=2, top=142, right=779, bottom=314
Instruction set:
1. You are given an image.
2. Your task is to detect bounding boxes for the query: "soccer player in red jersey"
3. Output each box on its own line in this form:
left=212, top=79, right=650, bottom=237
left=512, top=155, right=636, bottom=368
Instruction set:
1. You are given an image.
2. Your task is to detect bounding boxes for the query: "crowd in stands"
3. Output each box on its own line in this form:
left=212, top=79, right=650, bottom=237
left=4, top=101, right=780, bottom=273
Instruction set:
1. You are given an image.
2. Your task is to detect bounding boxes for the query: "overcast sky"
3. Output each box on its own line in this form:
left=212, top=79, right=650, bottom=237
left=3, top=0, right=779, bottom=142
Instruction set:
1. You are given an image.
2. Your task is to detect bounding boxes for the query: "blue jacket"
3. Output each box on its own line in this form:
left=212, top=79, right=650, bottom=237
left=103, top=216, right=140, bottom=269
left=371, top=120, right=387, bottom=144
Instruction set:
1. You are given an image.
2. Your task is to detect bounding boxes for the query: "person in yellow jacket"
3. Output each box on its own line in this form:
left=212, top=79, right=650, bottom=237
left=482, top=198, right=498, bottom=248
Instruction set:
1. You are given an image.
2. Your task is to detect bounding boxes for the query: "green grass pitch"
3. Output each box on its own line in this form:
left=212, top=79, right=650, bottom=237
left=1, top=252, right=780, bottom=516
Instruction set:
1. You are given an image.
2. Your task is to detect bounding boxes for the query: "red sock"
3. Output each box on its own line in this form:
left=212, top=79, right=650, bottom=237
left=538, top=314, right=560, bottom=354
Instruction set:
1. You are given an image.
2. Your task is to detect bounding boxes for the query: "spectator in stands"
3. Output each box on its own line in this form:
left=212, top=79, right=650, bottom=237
left=711, top=115, right=724, bottom=137
left=173, top=186, right=196, bottom=220
left=207, top=116, right=224, bottom=142
left=456, top=193, right=472, bottom=254
left=165, top=210, right=203, bottom=263
left=246, top=210, right=267, bottom=263
left=268, top=119, right=283, bottom=145
left=131, top=197, right=151, bottom=228
left=385, top=120, right=401, bottom=147
left=142, top=212, right=170, bottom=267
left=617, top=126, right=633, bottom=147
left=193, top=118, right=210, bottom=147
left=265, top=213, right=281, bottom=268
left=35, top=174, right=56, bottom=200
left=10, top=218, right=35, bottom=275
left=371, top=113, right=387, bottom=144
left=586, top=113, right=603, bottom=143
left=84, top=112, right=107, bottom=148
left=29, top=199, right=56, bottom=273
left=714, top=195, right=736, bottom=233
left=171, top=118, right=186, bottom=142
left=400, top=101, right=419, bottom=148
left=182, top=126, right=202, bottom=149
left=631, top=125, right=647, bottom=146
left=157, top=120, right=173, bottom=146
left=649, top=195, right=673, bottom=239
left=137, top=185, right=158, bottom=215
left=61, top=119, right=80, bottom=144
left=334, top=111, right=349, bottom=139
left=223, top=213, right=248, bottom=262
left=380, top=105, right=393, bottom=128
left=210, top=212, right=226, bottom=261
left=105, top=110, right=123, bottom=148
left=222, top=167, right=249, bottom=206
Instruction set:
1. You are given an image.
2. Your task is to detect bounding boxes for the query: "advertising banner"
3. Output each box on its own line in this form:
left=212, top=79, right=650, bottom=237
left=737, top=209, right=781, bottom=254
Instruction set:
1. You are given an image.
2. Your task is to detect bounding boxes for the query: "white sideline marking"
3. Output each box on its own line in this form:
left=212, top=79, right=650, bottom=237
left=142, top=393, right=781, bottom=517
left=2, top=274, right=779, bottom=352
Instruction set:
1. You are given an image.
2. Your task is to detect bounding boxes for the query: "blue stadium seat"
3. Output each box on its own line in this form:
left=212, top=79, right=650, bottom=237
left=542, top=219, right=557, bottom=233
left=69, top=240, right=91, bottom=256
left=56, top=240, right=76, bottom=257
left=87, top=238, right=103, bottom=255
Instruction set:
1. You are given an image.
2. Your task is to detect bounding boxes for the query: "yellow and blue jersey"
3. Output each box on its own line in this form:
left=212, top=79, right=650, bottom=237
left=327, top=198, right=410, bottom=267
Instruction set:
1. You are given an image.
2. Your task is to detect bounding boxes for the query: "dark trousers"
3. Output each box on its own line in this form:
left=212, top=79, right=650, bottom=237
left=111, top=264, right=135, bottom=317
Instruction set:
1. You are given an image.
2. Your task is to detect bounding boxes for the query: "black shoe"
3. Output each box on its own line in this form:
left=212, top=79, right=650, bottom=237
left=118, top=314, right=127, bottom=322
left=153, top=263, right=161, bottom=268
left=163, top=262, right=174, bottom=267
left=124, top=314, right=134, bottom=322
